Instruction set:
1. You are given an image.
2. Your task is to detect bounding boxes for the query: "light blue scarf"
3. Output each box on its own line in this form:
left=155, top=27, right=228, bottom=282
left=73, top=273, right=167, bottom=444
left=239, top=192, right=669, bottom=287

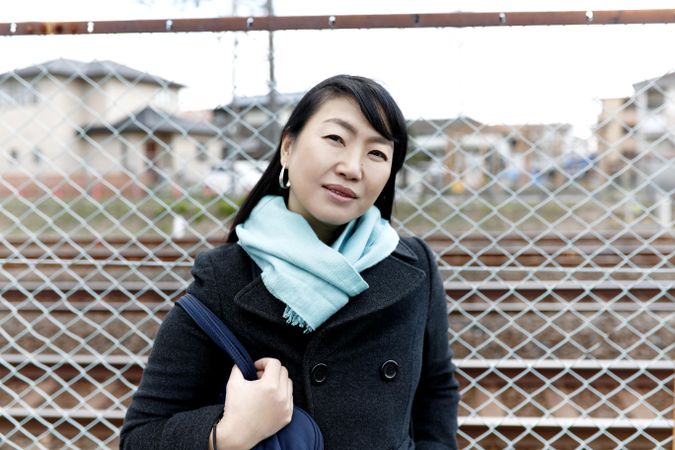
left=236, top=195, right=399, bottom=332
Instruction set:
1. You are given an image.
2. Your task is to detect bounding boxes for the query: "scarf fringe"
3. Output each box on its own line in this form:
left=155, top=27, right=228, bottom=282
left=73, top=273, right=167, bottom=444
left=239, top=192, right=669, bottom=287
left=283, top=306, right=315, bottom=334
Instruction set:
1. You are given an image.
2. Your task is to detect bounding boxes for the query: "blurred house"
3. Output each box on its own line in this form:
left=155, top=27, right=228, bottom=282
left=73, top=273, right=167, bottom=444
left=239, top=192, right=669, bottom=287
left=213, top=94, right=578, bottom=196
left=409, top=119, right=575, bottom=193
left=481, top=123, right=576, bottom=188
left=213, top=92, right=302, bottom=161
left=406, top=116, right=483, bottom=194
left=0, top=58, right=220, bottom=197
left=594, top=97, right=639, bottom=188
left=595, top=98, right=638, bottom=170
left=406, top=117, right=577, bottom=194
left=205, top=92, right=302, bottom=197
left=632, top=73, right=675, bottom=192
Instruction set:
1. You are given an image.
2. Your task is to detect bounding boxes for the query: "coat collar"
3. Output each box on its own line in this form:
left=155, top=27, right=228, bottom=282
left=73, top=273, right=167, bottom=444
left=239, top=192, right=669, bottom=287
left=391, top=237, right=418, bottom=262
left=232, top=239, right=425, bottom=331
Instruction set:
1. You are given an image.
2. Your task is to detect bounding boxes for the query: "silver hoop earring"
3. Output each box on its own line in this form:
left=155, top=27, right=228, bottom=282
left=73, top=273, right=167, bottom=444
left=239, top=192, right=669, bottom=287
left=279, top=165, right=291, bottom=189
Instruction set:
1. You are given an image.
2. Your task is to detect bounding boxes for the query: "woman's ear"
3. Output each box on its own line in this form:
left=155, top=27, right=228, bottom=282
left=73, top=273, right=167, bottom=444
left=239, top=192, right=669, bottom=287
left=280, top=133, right=293, bottom=166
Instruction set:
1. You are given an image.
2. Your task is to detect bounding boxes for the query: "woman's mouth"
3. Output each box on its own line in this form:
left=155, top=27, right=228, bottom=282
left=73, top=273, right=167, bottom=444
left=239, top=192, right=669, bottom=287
left=323, top=184, right=357, bottom=200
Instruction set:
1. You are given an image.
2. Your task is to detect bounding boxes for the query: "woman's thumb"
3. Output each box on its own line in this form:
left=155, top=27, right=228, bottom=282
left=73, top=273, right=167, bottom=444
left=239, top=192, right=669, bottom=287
left=228, top=364, right=244, bottom=383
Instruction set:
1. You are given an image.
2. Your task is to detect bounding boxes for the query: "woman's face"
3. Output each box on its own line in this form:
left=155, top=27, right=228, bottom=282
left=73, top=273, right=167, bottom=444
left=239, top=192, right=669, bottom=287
left=281, top=96, right=394, bottom=242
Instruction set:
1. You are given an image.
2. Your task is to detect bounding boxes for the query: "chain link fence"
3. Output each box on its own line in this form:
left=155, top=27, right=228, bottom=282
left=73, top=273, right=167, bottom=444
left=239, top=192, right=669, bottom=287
left=0, top=14, right=674, bottom=449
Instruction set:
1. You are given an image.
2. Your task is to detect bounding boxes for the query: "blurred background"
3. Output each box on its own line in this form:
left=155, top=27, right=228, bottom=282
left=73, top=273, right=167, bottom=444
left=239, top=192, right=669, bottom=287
left=0, top=1, right=674, bottom=449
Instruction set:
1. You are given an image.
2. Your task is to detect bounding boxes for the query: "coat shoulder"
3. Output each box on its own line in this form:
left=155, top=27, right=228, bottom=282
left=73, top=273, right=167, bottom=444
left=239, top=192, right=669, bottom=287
left=397, top=236, right=435, bottom=269
left=195, top=242, right=257, bottom=278
left=187, top=242, right=255, bottom=311
left=195, top=242, right=246, bottom=267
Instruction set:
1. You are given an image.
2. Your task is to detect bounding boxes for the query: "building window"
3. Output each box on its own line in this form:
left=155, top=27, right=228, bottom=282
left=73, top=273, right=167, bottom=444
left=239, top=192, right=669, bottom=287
left=623, top=99, right=636, bottom=110
left=32, top=147, right=43, bottom=165
left=0, top=81, right=38, bottom=108
left=154, top=90, right=173, bottom=108
left=120, top=141, right=130, bottom=170
left=8, top=148, right=19, bottom=165
left=647, top=88, right=664, bottom=110
left=196, top=142, right=208, bottom=162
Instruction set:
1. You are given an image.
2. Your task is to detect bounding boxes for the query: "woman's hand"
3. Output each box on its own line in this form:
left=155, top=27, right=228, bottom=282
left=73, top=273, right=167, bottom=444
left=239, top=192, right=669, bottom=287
left=212, top=358, right=294, bottom=450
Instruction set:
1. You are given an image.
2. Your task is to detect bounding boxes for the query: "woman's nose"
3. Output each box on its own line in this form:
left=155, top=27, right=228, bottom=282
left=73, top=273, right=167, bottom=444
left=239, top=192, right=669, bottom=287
left=336, top=148, right=363, bottom=180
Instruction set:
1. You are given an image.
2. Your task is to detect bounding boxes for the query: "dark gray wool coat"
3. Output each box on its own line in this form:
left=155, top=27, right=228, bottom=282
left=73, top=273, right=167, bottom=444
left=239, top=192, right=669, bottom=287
left=120, top=236, right=459, bottom=450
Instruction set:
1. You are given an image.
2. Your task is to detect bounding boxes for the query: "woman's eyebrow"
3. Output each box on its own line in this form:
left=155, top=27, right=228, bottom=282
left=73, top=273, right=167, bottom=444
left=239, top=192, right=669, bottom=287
left=323, top=118, right=357, bottom=135
left=322, top=118, right=391, bottom=145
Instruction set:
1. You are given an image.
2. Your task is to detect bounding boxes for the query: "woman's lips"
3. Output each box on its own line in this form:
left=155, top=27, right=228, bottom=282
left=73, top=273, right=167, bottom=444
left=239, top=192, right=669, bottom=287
left=323, top=184, right=357, bottom=199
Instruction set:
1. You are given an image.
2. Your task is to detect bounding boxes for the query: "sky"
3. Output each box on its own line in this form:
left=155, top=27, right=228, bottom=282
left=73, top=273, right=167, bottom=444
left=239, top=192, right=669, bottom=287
left=2, top=0, right=675, bottom=137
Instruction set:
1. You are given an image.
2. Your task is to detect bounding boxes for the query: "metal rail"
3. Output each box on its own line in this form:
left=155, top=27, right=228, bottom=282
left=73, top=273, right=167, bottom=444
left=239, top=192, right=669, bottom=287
left=4, top=356, right=671, bottom=441
left=2, top=235, right=672, bottom=448
left=2, top=279, right=672, bottom=305
left=1, top=10, right=675, bottom=36
left=460, top=417, right=675, bottom=429
left=1, top=232, right=673, bottom=252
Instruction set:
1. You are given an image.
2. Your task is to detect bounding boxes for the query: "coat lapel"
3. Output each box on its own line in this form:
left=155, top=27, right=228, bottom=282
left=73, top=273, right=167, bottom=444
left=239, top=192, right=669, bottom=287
left=232, top=239, right=426, bottom=330
left=232, top=274, right=289, bottom=327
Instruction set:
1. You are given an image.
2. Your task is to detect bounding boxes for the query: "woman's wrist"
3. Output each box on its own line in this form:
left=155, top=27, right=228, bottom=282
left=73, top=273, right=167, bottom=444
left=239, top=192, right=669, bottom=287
left=213, top=412, right=252, bottom=450
left=211, top=418, right=219, bottom=450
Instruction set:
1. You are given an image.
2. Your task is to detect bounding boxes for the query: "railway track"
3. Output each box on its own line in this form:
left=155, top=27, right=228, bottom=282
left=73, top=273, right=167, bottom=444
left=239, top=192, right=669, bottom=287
left=2, top=354, right=672, bottom=449
left=1, top=234, right=673, bottom=449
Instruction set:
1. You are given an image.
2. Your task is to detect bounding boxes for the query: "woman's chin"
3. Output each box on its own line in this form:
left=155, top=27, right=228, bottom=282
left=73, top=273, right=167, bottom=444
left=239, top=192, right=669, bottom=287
left=310, top=209, right=361, bottom=229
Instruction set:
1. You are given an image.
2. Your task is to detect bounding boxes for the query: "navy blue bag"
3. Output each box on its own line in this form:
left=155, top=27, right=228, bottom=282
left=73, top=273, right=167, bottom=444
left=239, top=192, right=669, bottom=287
left=177, top=293, right=324, bottom=450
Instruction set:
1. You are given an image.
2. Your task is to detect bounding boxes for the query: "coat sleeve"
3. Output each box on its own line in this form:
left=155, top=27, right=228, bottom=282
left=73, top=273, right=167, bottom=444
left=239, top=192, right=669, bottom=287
left=120, top=251, right=230, bottom=450
left=410, top=237, right=460, bottom=450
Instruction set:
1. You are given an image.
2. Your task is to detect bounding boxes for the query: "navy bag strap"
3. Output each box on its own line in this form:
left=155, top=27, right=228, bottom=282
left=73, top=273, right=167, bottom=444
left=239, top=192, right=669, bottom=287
left=177, top=293, right=258, bottom=381
left=177, top=293, right=325, bottom=450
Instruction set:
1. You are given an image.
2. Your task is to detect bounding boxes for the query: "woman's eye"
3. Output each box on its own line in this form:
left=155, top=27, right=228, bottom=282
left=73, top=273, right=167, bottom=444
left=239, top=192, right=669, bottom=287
left=325, top=134, right=344, bottom=144
left=370, top=150, right=388, bottom=161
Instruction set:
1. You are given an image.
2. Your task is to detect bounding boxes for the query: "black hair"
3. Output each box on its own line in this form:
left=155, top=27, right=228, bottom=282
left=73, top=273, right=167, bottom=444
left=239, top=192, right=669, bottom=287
left=226, top=74, right=408, bottom=243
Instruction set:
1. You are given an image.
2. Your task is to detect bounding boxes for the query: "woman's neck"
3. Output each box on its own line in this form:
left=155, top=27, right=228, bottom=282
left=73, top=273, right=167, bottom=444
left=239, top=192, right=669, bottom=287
left=308, top=220, right=345, bottom=245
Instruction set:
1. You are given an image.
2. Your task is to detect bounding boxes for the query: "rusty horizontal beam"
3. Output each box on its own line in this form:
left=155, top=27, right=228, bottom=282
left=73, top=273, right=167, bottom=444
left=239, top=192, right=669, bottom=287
left=1, top=10, right=675, bottom=36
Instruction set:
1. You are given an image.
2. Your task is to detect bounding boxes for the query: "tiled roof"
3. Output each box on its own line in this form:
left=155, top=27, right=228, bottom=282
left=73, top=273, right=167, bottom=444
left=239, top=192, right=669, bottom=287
left=633, top=71, right=675, bottom=90
left=221, top=92, right=304, bottom=109
left=2, top=58, right=184, bottom=88
left=80, top=106, right=218, bottom=136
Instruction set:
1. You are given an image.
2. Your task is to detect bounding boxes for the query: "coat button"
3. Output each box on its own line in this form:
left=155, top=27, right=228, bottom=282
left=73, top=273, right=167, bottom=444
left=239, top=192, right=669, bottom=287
left=380, top=360, right=399, bottom=381
left=311, top=363, right=328, bottom=385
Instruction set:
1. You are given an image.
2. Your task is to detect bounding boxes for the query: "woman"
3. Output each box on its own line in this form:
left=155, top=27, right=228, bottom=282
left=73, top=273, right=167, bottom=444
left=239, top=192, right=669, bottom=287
left=120, top=75, right=459, bottom=449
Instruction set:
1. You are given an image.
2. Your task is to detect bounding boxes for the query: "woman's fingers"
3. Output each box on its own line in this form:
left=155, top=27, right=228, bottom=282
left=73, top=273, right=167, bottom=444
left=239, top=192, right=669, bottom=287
left=221, top=358, right=296, bottom=446
left=254, top=358, right=292, bottom=411
left=279, top=365, right=289, bottom=388
left=223, top=357, right=295, bottom=443
left=256, top=358, right=292, bottom=390
left=256, top=357, right=282, bottom=381
left=227, top=364, right=244, bottom=385
left=254, top=357, right=279, bottom=370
